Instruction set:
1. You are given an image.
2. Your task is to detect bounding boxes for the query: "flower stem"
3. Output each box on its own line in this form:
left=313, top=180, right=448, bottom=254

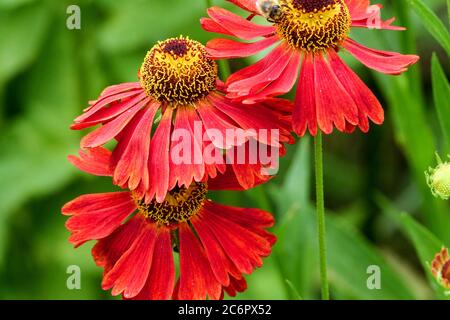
left=314, top=131, right=330, bottom=300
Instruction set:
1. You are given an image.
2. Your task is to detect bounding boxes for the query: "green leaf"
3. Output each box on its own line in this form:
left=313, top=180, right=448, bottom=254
left=431, top=53, right=450, bottom=152
left=0, top=24, right=81, bottom=266
left=0, top=3, right=50, bottom=85
left=407, top=0, right=450, bottom=55
left=399, top=214, right=449, bottom=298
left=326, top=215, right=415, bottom=299
left=378, top=195, right=449, bottom=298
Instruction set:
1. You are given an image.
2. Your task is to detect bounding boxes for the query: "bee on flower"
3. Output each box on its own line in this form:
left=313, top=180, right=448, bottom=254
left=202, top=0, right=420, bottom=136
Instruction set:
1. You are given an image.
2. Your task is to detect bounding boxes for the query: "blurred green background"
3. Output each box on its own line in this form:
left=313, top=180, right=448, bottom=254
left=0, top=0, right=449, bottom=300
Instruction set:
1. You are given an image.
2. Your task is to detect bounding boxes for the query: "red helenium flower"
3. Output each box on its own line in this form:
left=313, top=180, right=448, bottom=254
left=202, top=0, right=420, bottom=135
left=62, top=147, right=276, bottom=300
left=72, top=36, right=293, bottom=202
left=431, top=247, right=450, bottom=290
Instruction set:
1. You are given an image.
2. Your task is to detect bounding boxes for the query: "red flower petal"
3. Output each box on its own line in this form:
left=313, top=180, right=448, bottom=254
left=169, top=107, right=206, bottom=189
left=62, top=192, right=135, bottom=247
left=243, top=53, right=301, bottom=103
left=206, top=36, right=278, bottom=59
left=343, top=38, right=419, bottom=75
left=112, top=102, right=159, bottom=191
left=226, top=44, right=291, bottom=96
left=68, top=147, right=113, bottom=177
left=294, top=53, right=361, bottom=136
left=192, top=216, right=242, bottom=286
left=130, top=227, right=175, bottom=300
left=201, top=17, right=234, bottom=37
left=147, top=107, right=173, bottom=203
left=224, top=276, right=247, bottom=297
left=226, top=0, right=259, bottom=14
left=196, top=98, right=242, bottom=149
left=314, top=53, right=359, bottom=134
left=80, top=98, right=149, bottom=148
left=76, top=88, right=143, bottom=123
left=200, top=201, right=272, bottom=275
left=327, top=49, right=384, bottom=132
left=92, top=215, right=143, bottom=275
left=206, top=7, right=275, bottom=40
left=345, top=0, right=371, bottom=20
left=72, top=92, right=147, bottom=130
left=102, top=217, right=158, bottom=298
left=178, top=223, right=222, bottom=300
left=292, top=53, right=317, bottom=136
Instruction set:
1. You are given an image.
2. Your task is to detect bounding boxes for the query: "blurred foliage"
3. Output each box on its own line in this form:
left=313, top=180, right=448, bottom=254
left=0, top=0, right=449, bottom=300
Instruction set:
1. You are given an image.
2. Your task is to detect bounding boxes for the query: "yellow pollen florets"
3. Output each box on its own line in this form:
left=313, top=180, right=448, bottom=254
left=140, top=36, right=218, bottom=105
left=135, top=183, right=207, bottom=226
left=276, top=0, right=351, bottom=52
left=426, top=154, right=450, bottom=200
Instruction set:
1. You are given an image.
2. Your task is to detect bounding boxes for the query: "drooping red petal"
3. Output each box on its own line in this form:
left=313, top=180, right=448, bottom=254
left=201, top=17, right=234, bottom=37
left=62, top=192, right=136, bottom=247
left=345, top=1, right=405, bottom=30
left=226, top=0, right=259, bottom=14
left=206, top=36, right=278, bottom=59
left=147, top=107, right=173, bottom=203
left=224, top=276, right=247, bottom=297
left=68, top=147, right=113, bottom=177
left=208, top=93, right=286, bottom=147
left=226, top=44, right=290, bottom=94
left=98, top=82, right=142, bottom=102
left=187, top=107, right=226, bottom=179
left=102, top=217, right=158, bottom=299
left=169, top=107, right=206, bottom=190
left=196, top=98, right=243, bottom=150
left=345, top=0, right=371, bottom=20
left=112, top=102, right=159, bottom=191
left=130, top=227, right=175, bottom=300
left=327, top=49, right=384, bottom=132
left=293, top=53, right=317, bottom=136
left=243, top=53, right=301, bottom=103
left=207, top=162, right=269, bottom=191
left=200, top=201, right=272, bottom=275
left=343, top=38, right=419, bottom=75
left=76, top=88, right=143, bottom=123
left=80, top=98, right=149, bottom=148
left=314, top=53, right=359, bottom=134
left=191, top=215, right=242, bottom=286
left=205, top=7, right=275, bottom=40
left=178, top=223, right=222, bottom=300
left=71, top=92, right=148, bottom=130
left=92, top=215, right=143, bottom=275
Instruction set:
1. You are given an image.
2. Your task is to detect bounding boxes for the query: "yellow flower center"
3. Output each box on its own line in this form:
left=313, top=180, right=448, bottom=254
left=140, top=36, right=218, bottom=105
left=135, top=183, right=207, bottom=226
left=276, top=0, right=351, bottom=52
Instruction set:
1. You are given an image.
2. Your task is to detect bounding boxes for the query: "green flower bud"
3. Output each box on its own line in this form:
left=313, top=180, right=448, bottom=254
left=426, top=154, right=450, bottom=200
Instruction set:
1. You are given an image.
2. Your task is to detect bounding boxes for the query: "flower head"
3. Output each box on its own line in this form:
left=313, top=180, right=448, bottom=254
left=62, top=149, right=276, bottom=300
left=72, top=36, right=293, bottom=202
left=140, top=36, right=217, bottom=105
left=431, top=247, right=450, bottom=290
left=202, top=0, right=420, bottom=136
left=426, top=154, right=450, bottom=200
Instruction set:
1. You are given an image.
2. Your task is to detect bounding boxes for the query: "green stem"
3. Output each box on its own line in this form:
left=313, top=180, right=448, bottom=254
left=205, top=0, right=213, bottom=7
left=314, top=132, right=330, bottom=300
